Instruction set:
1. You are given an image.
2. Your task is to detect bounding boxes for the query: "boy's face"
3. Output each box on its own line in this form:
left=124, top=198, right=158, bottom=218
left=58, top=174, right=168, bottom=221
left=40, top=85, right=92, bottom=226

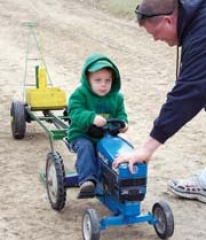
left=88, top=68, right=113, bottom=96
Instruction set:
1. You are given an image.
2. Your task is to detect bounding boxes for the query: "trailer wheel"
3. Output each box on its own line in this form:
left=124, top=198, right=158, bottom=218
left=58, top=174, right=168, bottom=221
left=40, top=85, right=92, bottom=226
left=46, top=151, right=66, bottom=211
left=82, top=208, right=100, bottom=240
left=10, top=101, right=26, bottom=139
left=152, top=201, right=174, bottom=239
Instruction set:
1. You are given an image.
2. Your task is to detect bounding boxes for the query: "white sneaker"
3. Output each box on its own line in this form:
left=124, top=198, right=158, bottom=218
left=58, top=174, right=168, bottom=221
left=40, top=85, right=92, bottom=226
left=167, top=169, right=206, bottom=203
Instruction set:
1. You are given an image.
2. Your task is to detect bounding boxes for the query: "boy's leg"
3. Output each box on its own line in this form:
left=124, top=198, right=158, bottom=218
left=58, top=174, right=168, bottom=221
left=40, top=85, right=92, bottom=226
left=71, top=138, right=97, bottom=195
left=167, top=168, right=206, bottom=203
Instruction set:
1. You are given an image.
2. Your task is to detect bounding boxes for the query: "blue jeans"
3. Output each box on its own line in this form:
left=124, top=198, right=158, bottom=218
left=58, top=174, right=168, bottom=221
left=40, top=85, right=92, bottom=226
left=70, top=138, right=98, bottom=186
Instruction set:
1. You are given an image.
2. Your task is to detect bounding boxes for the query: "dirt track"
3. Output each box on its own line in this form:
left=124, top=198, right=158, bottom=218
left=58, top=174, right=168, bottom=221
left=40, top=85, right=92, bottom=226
left=0, top=0, right=206, bottom=239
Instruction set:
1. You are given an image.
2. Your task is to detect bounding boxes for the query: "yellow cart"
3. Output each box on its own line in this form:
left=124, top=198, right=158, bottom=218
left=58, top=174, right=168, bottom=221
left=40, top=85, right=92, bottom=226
left=10, top=22, right=69, bottom=151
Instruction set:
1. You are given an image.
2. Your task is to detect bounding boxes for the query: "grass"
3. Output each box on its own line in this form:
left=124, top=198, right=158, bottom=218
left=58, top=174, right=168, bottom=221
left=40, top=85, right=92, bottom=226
left=95, top=0, right=140, bottom=18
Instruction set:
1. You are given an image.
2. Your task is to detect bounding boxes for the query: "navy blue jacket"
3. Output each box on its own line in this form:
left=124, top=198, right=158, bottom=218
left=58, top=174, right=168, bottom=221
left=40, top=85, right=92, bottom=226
left=150, top=0, right=206, bottom=143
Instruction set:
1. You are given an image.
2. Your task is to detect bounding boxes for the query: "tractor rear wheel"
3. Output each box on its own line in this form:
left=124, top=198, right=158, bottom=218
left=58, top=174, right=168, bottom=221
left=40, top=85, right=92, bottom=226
left=46, top=151, right=66, bottom=211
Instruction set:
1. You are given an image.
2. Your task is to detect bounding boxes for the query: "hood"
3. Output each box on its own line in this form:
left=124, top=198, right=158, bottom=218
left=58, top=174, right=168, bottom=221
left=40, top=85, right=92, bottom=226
left=80, top=53, right=121, bottom=94
left=178, top=0, right=204, bottom=45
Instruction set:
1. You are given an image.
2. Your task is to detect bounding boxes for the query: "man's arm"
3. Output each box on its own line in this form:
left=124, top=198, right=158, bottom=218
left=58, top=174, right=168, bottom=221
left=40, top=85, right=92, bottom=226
left=112, top=136, right=161, bottom=173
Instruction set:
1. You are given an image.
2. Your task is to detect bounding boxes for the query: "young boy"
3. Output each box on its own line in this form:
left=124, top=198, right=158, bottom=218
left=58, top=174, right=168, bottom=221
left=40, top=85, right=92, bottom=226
left=67, top=53, right=128, bottom=197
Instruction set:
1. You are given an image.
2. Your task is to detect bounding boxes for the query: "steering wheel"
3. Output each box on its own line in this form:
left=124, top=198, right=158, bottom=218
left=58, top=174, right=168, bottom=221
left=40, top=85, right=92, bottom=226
left=104, top=118, right=126, bottom=135
left=86, top=118, right=126, bottom=138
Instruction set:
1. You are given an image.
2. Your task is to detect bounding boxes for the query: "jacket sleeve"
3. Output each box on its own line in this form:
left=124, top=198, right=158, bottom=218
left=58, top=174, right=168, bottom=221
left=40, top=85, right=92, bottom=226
left=68, top=89, right=96, bottom=129
left=150, top=41, right=206, bottom=143
left=116, top=93, right=128, bottom=123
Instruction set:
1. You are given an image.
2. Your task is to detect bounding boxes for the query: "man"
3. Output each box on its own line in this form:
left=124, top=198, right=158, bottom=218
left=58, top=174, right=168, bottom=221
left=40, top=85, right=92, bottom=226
left=112, top=0, right=206, bottom=203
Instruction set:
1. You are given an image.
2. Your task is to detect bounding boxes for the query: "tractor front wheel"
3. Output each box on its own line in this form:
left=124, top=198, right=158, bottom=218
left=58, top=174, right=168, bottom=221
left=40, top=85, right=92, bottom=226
left=82, top=208, right=100, bottom=240
left=152, top=201, right=174, bottom=239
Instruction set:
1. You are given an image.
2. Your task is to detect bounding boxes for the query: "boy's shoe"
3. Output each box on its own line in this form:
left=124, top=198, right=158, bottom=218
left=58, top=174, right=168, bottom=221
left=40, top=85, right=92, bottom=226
left=78, top=180, right=95, bottom=199
left=167, top=170, right=206, bottom=203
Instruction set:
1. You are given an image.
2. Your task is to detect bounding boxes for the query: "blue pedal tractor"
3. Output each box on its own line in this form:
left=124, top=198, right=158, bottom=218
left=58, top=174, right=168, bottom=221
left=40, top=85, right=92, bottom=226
left=45, top=119, right=174, bottom=240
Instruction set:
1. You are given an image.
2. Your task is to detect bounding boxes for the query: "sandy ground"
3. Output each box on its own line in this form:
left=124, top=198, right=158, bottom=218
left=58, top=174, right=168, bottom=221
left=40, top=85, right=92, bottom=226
left=0, top=0, right=206, bottom=239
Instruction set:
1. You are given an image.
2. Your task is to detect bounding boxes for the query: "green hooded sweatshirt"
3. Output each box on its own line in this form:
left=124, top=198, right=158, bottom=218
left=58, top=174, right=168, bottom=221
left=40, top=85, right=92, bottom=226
left=67, top=53, right=128, bottom=143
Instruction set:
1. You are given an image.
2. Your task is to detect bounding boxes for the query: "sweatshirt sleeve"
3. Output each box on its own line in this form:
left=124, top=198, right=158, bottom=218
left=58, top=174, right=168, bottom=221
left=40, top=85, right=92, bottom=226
left=68, top=89, right=96, bottom=128
left=116, top=93, right=128, bottom=123
left=150, top=41, right=206, bottom=143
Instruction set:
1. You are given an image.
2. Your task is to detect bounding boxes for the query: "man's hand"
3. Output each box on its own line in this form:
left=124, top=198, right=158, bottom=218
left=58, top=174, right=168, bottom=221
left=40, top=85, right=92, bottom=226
left=112, top=137, right=161, bottom=173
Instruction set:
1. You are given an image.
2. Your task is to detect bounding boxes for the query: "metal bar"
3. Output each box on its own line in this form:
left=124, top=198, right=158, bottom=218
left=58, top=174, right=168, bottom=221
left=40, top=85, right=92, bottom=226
left=26, top=107, right=69, bottom=147
left=30, top=27, right=53, bottom=86
left=28, top=115, right=68, bottom=121
left=39, top=171, right=79, bottom=187
left=22, top=24, right=32, bottom=101
left=27, top=57, right=41, bottom=61
left=100, top=213, right=154, bottom=230
left=26, top=108, right=54, bottom=150
left=22, top=22, right=54, bottom=101
left=47, top=111, right=68, bottom=129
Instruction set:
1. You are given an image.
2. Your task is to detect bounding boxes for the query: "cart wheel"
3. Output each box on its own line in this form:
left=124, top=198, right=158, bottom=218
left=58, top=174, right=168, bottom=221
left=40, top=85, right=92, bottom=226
left=82, top=208, right=101, bottom=240
left=46, top=151, right=66, bottom=211
left=10, top=101, right=26, bottom=139
left=152, top=201, right=174, bottom=239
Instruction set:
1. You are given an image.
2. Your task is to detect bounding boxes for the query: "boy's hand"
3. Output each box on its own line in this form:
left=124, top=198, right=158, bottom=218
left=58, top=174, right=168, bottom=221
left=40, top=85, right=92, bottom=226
left=93, top=115, right=107, bottom=127
left=119, top=122, right=128, bottom=133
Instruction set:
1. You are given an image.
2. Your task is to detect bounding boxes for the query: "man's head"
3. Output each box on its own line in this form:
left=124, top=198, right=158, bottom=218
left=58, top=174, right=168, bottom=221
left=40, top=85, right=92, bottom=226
left=135, top=0, right=178, bottom=46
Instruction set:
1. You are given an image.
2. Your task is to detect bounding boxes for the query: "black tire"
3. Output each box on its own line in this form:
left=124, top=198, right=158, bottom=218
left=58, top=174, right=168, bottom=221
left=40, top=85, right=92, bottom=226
left=10, top=101, right=26, bottom=139
left=82, top=208, right=101, bottom=240
left=152, top=201, right=174, bottom=239
left=46, top=151, right=66, bottom=211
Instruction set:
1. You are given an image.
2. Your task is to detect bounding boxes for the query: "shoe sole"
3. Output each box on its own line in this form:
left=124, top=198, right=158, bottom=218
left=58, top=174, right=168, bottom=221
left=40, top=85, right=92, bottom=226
left=80, top=185, right=95, bottom=193
left=167, top=185, right=206, bottom=203
left=77, top=192, right=95, bottom=199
